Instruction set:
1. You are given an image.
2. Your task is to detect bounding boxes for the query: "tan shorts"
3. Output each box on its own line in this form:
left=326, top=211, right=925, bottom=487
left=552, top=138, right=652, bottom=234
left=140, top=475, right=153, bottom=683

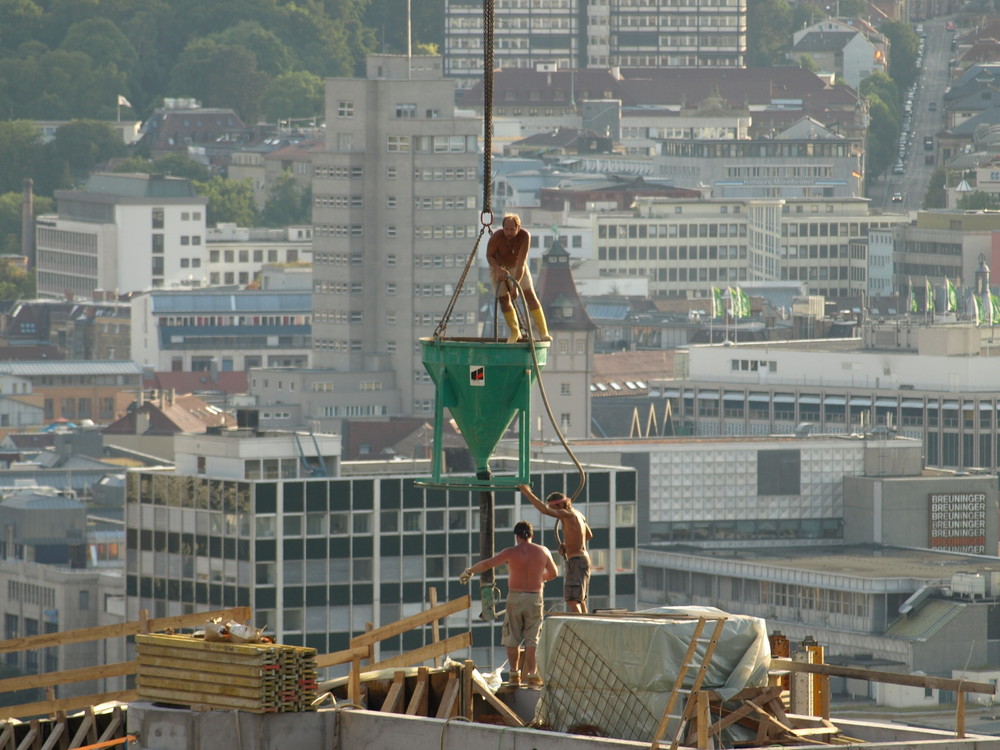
left=501, top=590, right=544, bottom=647
left=491, top=265, right=535, bottom=298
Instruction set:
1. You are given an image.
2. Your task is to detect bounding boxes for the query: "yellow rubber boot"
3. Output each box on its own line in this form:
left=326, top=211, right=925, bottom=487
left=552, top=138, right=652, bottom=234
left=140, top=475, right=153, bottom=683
left=503, top=308, right=521, bottom=343
left=530, top=307, right=552, bottom=341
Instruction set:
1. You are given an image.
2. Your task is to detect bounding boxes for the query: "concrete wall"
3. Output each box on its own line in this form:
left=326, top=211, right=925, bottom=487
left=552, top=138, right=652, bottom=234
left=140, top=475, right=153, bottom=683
left=125, top=702, right=1000, bottom=750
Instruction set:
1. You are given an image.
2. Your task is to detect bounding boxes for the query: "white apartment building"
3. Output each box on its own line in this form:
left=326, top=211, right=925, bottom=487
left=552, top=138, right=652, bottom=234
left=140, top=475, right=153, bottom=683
left=130, top=288, right=312, bottom=372
left=590, top=196, right=907, bottom=299
left=205, top=224, right=313, bottom=288
left=35, top=173, right=208, bottom=300
left=444, top=0, right=747, bottom=86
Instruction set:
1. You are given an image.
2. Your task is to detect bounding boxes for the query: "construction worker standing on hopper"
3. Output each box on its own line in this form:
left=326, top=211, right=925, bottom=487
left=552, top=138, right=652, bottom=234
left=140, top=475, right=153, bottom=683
left=519, top=485, right=593, bottom=613
left=486, top=213, right=551, bottom=344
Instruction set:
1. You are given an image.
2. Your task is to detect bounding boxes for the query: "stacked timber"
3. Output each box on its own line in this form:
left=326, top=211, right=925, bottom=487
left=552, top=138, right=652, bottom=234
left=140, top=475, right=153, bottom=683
left=135, top=633, right=318, bottom=713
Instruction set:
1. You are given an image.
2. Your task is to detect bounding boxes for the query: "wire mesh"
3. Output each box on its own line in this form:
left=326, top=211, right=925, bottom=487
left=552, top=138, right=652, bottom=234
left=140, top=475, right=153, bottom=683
left=534, top=622, right=665, bottom=741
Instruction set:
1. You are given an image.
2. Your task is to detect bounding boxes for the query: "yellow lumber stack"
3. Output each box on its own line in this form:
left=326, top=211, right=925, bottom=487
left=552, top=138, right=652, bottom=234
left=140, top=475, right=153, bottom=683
left=135, top=633, right=318, bottom=713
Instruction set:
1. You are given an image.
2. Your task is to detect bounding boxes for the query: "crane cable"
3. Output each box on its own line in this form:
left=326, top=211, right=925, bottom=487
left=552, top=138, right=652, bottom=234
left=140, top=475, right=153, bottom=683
left=434, top=0, right=586, bottom=517
left=433, top=0, right=495, bottom=340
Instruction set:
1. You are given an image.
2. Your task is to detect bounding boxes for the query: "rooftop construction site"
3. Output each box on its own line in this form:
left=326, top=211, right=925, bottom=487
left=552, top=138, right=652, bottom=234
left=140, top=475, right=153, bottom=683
left=1, top=599, right=998, bottom=750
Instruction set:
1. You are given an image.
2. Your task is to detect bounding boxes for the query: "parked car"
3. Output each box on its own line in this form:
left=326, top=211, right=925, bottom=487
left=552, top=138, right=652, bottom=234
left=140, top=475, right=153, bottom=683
left=891, top=192, right=903, bottom=202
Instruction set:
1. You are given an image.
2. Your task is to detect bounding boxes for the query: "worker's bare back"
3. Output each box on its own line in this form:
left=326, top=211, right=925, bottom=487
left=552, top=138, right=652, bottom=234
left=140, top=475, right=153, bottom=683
left=494, top=541, right=557, bottom=592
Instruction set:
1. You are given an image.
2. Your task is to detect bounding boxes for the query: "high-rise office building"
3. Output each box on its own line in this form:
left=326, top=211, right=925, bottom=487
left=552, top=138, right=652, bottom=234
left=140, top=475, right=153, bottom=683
left=444, top=0, right=747, bottom=86
left=309, top=55, right=481, bottom=420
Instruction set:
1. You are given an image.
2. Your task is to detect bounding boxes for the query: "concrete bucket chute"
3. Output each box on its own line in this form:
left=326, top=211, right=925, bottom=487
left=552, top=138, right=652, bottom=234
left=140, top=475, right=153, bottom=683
left=417, top=336, right=548, bottom=490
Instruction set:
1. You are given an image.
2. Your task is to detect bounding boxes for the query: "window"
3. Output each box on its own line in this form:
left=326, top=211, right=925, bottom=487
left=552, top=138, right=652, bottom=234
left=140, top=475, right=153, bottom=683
left=152, top=235, right=164, bottom=253
left=152, top=208, right=164, bottom=229
left=396, top=103, right=417, bottom=118
left=338, top=101, right=354, bottom=117
left=387, top=135, right=410, bottom=152
left=561, top=383, right=571, bottom=396
left=757, top=450, right=801, bottom=495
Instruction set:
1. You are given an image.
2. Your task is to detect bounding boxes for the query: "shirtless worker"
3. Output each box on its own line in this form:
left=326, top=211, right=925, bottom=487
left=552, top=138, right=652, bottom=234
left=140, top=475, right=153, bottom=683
left=459, top=520, right=558, bottom=686
left=485, top=213, right=551, bottom=344
left=519, top=485, right=593, bottom=614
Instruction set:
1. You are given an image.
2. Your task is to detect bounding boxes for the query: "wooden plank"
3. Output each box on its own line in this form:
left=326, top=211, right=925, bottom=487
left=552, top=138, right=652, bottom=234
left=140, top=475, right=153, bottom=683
left=67, top=708, right=96, bottom=749
left=135, top=658, right=271, bottom=681
left=0, top=608, right=251, bottom=655
left=429, top=589, right=441, bottom=668
left=0, top=662, right=135, bottom=694
left=462, top=660, right=474, bottom=720
left=791, top=727, right=839, bottom=736
left=471, top=681, right=524, bottom=727
left=350, top=596, right=470, bottom=649
left=38, top=721, right=64, bottom=750
left=957, top=695, right=965, bottom=739
left=0, top=723, right=15, bottom=750
left=3, top=690, right=136, bottom=723
left=138, top=667, right=270, bottom=690
left=137, top=674, right=268, bottom=698
left=135, top=634, right=283, bottom=658
left=770, top=658, right=995, bottom=695
left=95, top=706, right=123, bottom=744
left=435, top=673, right=460, bottom=720
left=709, top=687, right=783, bottom=736
left=380, top=672, right=406, bottom=714
left=13, top=722, right=36, bottom=750
left=406, top=667, right=429, bottom=716
left=368, top=633, right=472, bottom=672
left=348, top=655, right=361, bottom=706
left=315, top=645, right=369, bottom=669
left=135, top=644, right=273, bottom=666
left=695, top=691, right=710, bottom=749
left=135, top=686, right=269, bottom=712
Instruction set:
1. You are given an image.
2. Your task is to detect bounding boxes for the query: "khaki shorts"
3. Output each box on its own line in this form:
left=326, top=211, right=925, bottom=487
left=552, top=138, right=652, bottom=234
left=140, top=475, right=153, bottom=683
left=501, top=590, right=544, bottom=647
left=491, top=266, right=535, bottom=298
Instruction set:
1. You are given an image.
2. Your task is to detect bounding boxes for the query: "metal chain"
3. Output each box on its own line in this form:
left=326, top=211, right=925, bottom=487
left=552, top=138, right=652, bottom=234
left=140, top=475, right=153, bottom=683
left=431, top=0, right=496, bottom=340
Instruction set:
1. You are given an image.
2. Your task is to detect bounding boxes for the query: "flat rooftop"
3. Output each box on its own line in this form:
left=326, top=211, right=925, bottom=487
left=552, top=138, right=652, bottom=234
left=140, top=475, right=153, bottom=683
left=641, top=544, right=1000, bottom=580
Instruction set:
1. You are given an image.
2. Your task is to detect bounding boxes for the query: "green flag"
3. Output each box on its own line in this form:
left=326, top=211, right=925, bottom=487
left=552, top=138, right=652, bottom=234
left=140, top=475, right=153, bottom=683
left=946, top=278, right=958, bottom=312
left=728, top=287, right=737, bottom=317
left=992, top=293, right=1000, bottom=324
left=908, top=277, right=917, bottom=313
left=712, top=287, right=724, bottom=318
left=738, top=287, right=751, bottom=318
left=925, top=278, right=934, bottom=313
left=973, top=295, right=985, bottom=326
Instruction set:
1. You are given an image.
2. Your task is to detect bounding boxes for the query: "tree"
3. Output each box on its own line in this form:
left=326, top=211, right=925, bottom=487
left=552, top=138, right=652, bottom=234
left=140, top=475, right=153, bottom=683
left=59, top=17, right=138, bottom=75
left=260, top=171, right=311, bottom=227
left=860, top=72, right=900, bottom=122
left=957, top=190, right=1000, bottom=210
left=865, top=95, right=897, bottom=177
left=111, top=154, right=211, bottom=181
left=48, top=120, right=127, bottom=176
left=168, top=38, right=269, bottom=123
left=923, top=167, right=946, bottom=209
left=0, top=257, right=36, bottom=301
left=216, top=21, right=292, bottom=77
left=747, top=0, right=793, bottom=67
left=260, top=71, right=324, bottom=124
left=0, top=190, right=53, bottom=255
left=0, top=0, right=45, bottom=52
left=195, top=176, right=257, bottom=227
left=838, top=0, right=866, bottom=15
left=879, top=20, right=919, bottom=94
left=0, top=121, right=47, bottom=195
